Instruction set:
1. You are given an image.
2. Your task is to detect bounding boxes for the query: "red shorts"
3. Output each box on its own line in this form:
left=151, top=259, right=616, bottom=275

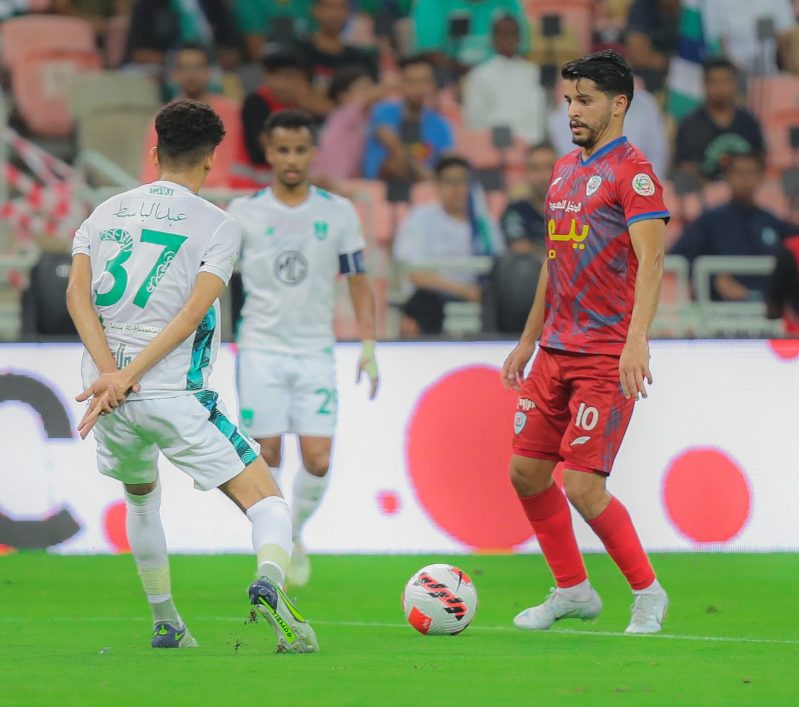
left=512, top=347, right=635, bottom=475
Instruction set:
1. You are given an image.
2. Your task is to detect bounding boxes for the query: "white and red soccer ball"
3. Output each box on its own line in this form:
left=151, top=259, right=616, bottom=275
left=402, top=563, right=478, bottom=635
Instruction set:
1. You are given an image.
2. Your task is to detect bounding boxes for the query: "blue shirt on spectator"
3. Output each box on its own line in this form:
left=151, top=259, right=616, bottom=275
left=362, top=100, right=454, bottom=179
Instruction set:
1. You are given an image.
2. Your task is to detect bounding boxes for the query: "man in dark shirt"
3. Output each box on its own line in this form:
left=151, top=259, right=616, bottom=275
left=126, top=0, right=241, bottom=71
left=241, top=46, right=309, bottom=167
left=674, top=58, right=765, bottom=179
left=670, top=151, right=791, bottom=300
left=624, top=0, right=680, bottom=91
left=500, top=142, right=556, bottom=257
left=291, top=0, right=378, bottom=111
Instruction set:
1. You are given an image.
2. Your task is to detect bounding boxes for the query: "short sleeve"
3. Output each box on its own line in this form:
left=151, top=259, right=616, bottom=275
left=772, top=0, right=795, bottom=33
left=200, top=218, right=241, bottom=285
left=501, top=204, right=527, bottom=243
left=72, top=218, right=91, bottom=256
left=338, top=200, right=367, bottom=254
left=393, top=208, right=427, bottom=264
left=616, top=160, right=670, bottom=227
left=234, top=0, right=264, bottom=33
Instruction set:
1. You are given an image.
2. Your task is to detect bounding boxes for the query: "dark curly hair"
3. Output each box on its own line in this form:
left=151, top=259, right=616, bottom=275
left=262, top=109, right=316, bottom=140
left=155, top=99, right=226, bottom=170
left=562, top=50, right=634, bottom=110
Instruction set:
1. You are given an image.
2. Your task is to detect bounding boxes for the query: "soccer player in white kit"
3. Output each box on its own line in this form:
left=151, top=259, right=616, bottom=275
left=66, top=100, right=318, bottom=653
left=228, top=109, right=379, bottom=587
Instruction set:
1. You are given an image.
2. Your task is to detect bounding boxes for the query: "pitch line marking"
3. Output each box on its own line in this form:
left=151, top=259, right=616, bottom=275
left=1, top=616, right=797, bottom=646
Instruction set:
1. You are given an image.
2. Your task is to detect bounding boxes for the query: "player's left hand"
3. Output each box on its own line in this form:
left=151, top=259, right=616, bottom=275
left=76, top=371, right=141, bottom=439
left=619, top=335, right=652, bottom=400
left=356, top=340, right=379, bottom=400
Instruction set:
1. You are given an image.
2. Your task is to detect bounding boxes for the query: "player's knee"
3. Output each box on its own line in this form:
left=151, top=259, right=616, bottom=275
left=563, top=473, right=604, bottom=515
left=304, top=455, right=330, bottom=477
left=509, top=462, right=548, bottom=497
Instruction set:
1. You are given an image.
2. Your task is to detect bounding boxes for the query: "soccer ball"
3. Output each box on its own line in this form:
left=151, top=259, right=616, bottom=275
left=402, top=563, right=478, bottom=635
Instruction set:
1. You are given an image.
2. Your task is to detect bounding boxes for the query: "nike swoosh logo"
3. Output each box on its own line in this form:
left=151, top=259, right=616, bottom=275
left=175, top=630, right=185, bottom=641
left=570, top=435, right=591, bottom=446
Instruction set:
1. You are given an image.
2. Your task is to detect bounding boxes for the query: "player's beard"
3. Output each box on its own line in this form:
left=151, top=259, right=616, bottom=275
left=570, top=109, right=612, bottom=150
left=277, top=169, right=307, bottom=191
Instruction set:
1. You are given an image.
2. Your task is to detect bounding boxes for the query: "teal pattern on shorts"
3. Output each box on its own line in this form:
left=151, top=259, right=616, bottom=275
left=195, top=390, right=258, bottom=466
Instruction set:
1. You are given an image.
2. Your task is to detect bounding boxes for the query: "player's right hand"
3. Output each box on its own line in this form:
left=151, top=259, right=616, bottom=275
left=500, top=341, right=535, bottom=392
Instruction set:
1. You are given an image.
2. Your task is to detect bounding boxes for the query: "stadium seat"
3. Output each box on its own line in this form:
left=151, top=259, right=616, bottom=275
left=524, top=0, right=593, bottom=63
left=763, top=109, right=799, bottom=172
left=104, top=15, right=131, bottom=69
left=139, top=94, right=243, bottom=189
left=757, top=178, right=790, bottom=220
left=25, top=253, right=76, bottom=336
left=339, top=179, right=397, bottom=246
left=748, top=75, right=799, bottom=120
left=436, top=86, right=463, bottom=128
left=481, top=252, right=542, bottom=333
left=410, top=180, right=437, bottom=204
left=1, top=16, right=102, bottom=137
left=70, top=72, right=160, bottom=179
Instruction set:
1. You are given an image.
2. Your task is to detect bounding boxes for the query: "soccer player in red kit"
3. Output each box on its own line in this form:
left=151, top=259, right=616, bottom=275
left=501, top=50, right=669, bottom=634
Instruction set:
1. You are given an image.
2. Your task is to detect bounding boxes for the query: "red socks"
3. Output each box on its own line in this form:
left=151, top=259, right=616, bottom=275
left=520, top=483, right=587, bottom=588
left=588, top=496, right=655, bottom=590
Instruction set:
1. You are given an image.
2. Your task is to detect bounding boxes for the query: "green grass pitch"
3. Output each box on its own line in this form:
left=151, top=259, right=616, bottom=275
left=2, top=552, right=798, bottom=706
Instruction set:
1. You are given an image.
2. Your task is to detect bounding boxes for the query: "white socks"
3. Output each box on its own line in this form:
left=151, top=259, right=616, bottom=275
left=558, top=579, right=593, bottom=601
left=246, top=496, right=292, bottom=586
left=125, top=484, right=180, bottom=625
left=291, top=466, right=329, bottom=541
left=632, top=578, right=663, bottom=596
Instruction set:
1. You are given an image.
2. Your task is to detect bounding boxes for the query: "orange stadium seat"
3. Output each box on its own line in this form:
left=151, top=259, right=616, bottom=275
left=756, top=179, right=790, bottom=220
left=763, top=109, right=799, bottom=172
left=1, top=16, right=102, bottom=136
left=339, top=179, right=398, bottom=246
left=524, top=0, right=593, bottom=59
left=748, top=75, right=799, bottom=120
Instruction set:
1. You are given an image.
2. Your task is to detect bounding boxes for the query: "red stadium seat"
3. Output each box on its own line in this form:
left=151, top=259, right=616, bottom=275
left=338, top=179, right=397, bottom=246
left=748, top=75, right=799, bottom=121
left=0, top=16, right=102, bottom=137
left=763, top=109, right=799, bottom=172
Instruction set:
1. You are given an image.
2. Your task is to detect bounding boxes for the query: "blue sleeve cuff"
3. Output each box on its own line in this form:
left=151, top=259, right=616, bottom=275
left=627, top=211, right=670, bottom=227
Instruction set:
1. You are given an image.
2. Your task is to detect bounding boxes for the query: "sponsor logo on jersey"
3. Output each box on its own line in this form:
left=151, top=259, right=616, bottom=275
left=632, top=173, right=656, bottom=196
left=275, top=251, right=308, bottom=285
left=586, top=175, right=602, bottom=196
left=547, top=218, right=589, bottom=251
left=314, top=221, right=329, bottom=241
left=570, top=435, right=591, bottom=446
left=518, top=398, right=536, bottom=412
left=148, top=185, right=174, bottom=197
left=265, top=226, right=276, bottom=237
left=514, top=411, right=527, bottom=434
left=549, top=199, right=583, bottom=214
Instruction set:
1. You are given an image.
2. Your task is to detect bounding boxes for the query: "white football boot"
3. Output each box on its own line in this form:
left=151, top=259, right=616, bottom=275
left=514, top=586, right=603, bottom=630
left=625, top=586, right=669, bottom=634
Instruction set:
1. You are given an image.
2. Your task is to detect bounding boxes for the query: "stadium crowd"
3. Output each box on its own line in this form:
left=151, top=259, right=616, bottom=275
left=2, top=0, right=799, bottom=338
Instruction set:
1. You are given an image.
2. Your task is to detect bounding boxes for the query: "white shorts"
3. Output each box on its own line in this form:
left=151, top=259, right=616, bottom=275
left=93, top=391, right=261, bottom=491
left=236, top=349, right=337, bottom=438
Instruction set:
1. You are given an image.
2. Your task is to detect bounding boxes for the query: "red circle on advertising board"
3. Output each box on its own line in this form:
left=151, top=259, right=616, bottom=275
left=662, top=448, right=751, bottom=543
left=377, top=490, right=401, bottom=515
left=768, top=339, right=799, bottom=361
left=103, top=501, right=130, bottom=553
left=406, top=365, right=533, bottom=550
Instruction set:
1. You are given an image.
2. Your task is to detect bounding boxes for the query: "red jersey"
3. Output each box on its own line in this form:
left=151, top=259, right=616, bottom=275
left=540, top=137, right=669, bottom=355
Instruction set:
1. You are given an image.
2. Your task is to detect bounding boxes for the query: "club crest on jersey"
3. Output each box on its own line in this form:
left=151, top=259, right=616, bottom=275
left=632, top=173, right=655, bottom=196
left=514, top=412, right=527, bottom=434
left=314, top=221, right=329, bottom=241
left=586, top=175, right=602, bottom=196
left=275, top=251, right=308, bottom=285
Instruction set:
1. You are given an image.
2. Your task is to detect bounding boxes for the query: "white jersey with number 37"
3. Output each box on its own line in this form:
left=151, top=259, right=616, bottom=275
left=72, top=180, right=241, bottom=399
left=228, top=186, right=366, bottom=356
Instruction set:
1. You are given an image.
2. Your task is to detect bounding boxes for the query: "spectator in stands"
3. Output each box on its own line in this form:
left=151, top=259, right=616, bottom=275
left=670, top=151, right=792, bottom=301
left=500, top=142, right=556, bottom=257
left=0, top=0, right=49, bottom=22
left=462, top=14, right=547, bottom=144
left=363, top=54, right=454, bottom=182
left=674, top=58, right=765, bottom=180
left=241, top=46, right=311, bottom=168
left=624, top=0, right=680, bottom=91
left=235, top=0, right=313, bottom=62
left=411, top=0, right=529, bottom=76
left=394, top=155, right=504, bottom=333
left=49, top=0, right=128, bottom=37
left=312, top=67, right=391, bottom=182
left=292, top=0, right=378, bottom=106
left=141, top=44, right=241, bottom=185
left=704, top=0, right=799, bottom=76
left=766, top=234, right=799, bottom=334
left=126, top=0, right=241, bottom=71
left=548, top=75, right=668, bottom=178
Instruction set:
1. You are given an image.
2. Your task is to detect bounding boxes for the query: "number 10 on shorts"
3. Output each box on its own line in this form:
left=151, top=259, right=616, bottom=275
left=575, top=402, right=599, bottom=431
